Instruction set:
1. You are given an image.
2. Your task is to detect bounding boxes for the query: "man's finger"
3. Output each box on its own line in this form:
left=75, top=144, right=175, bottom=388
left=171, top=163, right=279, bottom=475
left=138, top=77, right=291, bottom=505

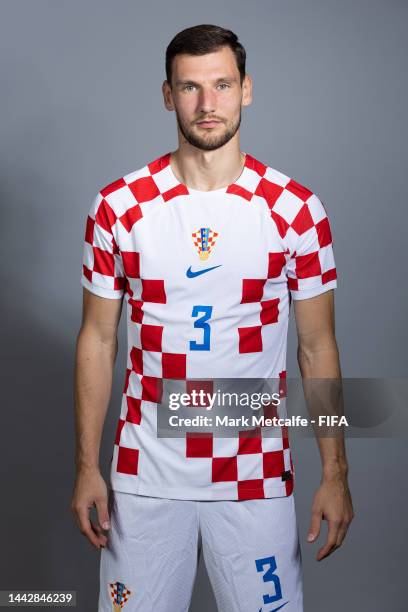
left=335, top=520, right=351, bottom=548
left=90, top=521, right=108, bottom=548
left=95, top=498, right=111, bottom=531
left=307, top=510, right=322, bottom=543
left=316, top=519, right=340, bottom=561
left=75, top=505, right=105, bottom=549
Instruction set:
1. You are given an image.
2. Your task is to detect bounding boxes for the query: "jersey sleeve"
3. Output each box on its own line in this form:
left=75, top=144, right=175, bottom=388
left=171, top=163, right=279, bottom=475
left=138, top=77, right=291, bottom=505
left=285, top=194, right=338, bottom=300
left=81, top=192, right=126, bottom=299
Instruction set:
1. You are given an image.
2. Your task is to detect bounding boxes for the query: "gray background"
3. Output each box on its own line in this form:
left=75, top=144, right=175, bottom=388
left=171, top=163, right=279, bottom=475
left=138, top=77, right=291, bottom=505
left=0, top=0, right=407, bottom=610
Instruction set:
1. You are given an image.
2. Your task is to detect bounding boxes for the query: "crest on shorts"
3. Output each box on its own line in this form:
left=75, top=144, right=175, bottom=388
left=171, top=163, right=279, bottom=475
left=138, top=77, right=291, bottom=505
left=109, top=581, right=132, bottom=610
left=192, top=227, right=219, bottom=261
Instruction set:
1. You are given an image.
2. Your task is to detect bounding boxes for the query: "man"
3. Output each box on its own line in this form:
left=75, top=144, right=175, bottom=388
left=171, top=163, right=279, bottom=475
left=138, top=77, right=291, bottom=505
left=72, top=24, right=354, bottom=612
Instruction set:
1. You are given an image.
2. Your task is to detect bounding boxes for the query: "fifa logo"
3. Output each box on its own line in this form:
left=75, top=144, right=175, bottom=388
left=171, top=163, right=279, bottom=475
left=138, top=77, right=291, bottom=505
left=191, top=227, right=219, bottom=261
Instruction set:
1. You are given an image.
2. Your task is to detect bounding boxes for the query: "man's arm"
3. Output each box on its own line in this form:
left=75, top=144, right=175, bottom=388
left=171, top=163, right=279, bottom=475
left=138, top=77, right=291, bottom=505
left=71, top=287, right=123, bottom=549
left=293, top=289, right=354, bottom=561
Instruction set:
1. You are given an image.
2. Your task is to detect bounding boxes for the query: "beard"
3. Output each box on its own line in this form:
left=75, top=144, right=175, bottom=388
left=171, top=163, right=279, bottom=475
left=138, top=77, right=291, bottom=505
left=175, top=108, right=242, bottom=151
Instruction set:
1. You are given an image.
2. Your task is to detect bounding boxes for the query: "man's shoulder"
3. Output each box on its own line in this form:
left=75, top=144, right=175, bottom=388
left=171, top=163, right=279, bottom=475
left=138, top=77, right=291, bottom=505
left=96, top=152, right=170, bottom=203
left=247, top=153, right=326, bottom=221
left=247, top=153, right=317, bottom=203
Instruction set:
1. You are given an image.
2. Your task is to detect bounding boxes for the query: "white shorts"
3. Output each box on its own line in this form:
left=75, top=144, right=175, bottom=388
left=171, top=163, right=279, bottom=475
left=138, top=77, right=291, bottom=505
left=99, top=489, right=303, bottom=612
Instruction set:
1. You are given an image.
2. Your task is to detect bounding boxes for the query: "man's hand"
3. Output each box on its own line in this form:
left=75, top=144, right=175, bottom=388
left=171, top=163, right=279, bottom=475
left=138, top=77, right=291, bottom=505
left=70, top=467, right=111, bottom=549
left=307, top=470, right=354, bottom=561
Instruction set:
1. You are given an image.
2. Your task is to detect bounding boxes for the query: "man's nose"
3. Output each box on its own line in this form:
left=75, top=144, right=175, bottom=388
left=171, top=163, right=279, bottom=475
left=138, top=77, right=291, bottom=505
left=198, top=88, right=217, bottom=114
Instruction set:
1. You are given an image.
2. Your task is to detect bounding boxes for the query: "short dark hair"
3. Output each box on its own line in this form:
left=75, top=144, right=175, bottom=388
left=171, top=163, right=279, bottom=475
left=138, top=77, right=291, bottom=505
left=165, top=24, right=246, bottom=87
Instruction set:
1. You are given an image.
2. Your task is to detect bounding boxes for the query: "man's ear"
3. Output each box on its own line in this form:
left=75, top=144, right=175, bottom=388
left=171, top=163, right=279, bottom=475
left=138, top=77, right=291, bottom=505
left=241, top=73, right=253, bottom=107
left=162, top=80, right=174, bottom=111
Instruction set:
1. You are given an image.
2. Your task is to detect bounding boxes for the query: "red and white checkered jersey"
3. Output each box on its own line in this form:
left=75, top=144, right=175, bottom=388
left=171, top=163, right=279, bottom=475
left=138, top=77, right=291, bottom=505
left=80, top=151, right=337, bottom=501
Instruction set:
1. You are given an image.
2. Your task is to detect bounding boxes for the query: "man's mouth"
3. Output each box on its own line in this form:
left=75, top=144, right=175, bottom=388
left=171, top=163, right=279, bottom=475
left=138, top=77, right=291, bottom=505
left=196, top=120, right=222, bottom=128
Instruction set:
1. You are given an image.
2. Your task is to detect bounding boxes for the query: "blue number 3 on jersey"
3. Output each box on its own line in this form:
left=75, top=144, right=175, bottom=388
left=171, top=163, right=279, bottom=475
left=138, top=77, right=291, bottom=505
left=190, top=305, right=213, bottom=351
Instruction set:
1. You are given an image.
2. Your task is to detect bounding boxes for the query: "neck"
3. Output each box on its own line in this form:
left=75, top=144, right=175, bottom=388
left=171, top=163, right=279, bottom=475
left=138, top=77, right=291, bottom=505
left=170, top=141, right=245, bottom=192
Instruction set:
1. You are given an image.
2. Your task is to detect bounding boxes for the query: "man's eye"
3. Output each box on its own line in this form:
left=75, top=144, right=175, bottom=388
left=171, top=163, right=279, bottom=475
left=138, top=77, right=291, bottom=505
left=183, top=85, right=195, bottom=92
left=217, top=83, right=230, bottom=90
